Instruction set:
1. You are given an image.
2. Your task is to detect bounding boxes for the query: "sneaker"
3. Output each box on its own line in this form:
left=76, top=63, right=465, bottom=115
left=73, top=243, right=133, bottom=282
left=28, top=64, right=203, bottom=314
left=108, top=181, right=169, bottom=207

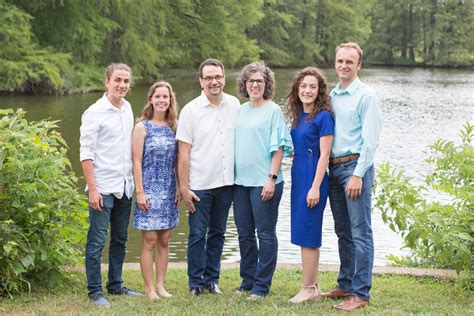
left=109, top=286, right=142, bottom=297
left=90, top=293, right=110, bottom=308
left=246, top=293, right=264, bottom=301
left=234, top=287, right=250, bottom=295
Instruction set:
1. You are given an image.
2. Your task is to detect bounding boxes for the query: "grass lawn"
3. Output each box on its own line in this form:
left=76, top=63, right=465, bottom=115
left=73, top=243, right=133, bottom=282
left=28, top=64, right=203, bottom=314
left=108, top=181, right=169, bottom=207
left=0, top=268, right=472, bottom=315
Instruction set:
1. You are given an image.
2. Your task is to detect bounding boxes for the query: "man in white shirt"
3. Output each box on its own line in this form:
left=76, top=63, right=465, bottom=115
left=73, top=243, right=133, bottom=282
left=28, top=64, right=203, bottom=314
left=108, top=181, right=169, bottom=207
left=80, top=63, right=140, bottom=307
left=177, top=59, right=240, bottom=296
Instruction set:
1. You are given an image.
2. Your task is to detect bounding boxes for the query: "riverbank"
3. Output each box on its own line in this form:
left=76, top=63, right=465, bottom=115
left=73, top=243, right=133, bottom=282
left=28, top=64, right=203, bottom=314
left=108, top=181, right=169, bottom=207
left=1, top=267, right=471, bottom=315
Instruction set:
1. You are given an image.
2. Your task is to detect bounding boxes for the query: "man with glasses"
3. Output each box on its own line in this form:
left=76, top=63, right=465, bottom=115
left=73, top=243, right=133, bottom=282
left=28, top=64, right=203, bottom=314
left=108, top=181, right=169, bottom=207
left=177, top=58, right=240, bottom=296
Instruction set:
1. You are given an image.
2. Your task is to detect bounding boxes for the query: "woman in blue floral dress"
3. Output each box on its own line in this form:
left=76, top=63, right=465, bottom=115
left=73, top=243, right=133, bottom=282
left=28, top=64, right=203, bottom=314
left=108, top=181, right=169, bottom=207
left=132, top=81, right=180, bottom=300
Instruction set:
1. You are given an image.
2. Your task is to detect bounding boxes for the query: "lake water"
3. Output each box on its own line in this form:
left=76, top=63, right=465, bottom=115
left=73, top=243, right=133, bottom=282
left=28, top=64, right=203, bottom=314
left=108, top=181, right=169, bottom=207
left=1, top=67, right=473, bottom=265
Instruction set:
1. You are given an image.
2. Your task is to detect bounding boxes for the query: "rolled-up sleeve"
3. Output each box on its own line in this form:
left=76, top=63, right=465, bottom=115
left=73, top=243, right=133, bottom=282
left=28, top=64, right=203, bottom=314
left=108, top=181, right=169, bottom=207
left=79, top=110, right=99, bottom=162
left=354, top=93, right=382, bottom=177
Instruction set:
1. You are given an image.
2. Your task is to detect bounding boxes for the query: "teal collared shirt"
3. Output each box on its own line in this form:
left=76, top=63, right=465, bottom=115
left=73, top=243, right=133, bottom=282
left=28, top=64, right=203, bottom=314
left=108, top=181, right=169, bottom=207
left=330, top=77, right=382, bottom=177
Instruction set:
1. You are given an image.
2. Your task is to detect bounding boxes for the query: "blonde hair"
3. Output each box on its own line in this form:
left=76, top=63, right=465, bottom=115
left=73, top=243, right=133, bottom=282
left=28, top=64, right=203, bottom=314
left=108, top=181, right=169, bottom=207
left=137, top=81, right=178, bottom=133
left=334, top=42, right=363, bottom=64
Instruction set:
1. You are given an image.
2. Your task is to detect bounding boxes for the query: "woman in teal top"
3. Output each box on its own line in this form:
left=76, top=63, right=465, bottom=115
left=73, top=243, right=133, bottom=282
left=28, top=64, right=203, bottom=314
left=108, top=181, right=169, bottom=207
left=234, top=62, right=292, bottom=300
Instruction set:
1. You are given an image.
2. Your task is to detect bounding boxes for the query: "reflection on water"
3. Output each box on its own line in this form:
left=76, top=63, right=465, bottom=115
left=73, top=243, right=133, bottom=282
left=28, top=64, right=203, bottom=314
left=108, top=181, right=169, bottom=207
left=1, top=67, right=473, bottom=265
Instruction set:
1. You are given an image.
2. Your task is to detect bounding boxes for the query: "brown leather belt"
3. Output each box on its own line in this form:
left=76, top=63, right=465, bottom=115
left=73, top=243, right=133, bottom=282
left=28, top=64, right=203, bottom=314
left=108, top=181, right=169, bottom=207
left=330, top=153, right=360, bottom=165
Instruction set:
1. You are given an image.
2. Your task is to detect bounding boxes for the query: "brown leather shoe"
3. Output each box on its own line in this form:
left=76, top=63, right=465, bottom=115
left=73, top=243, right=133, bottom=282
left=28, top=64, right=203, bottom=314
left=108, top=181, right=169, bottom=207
left=333, top=295, right=369, bottom=311
left=321, top=286, right=351, bottom=299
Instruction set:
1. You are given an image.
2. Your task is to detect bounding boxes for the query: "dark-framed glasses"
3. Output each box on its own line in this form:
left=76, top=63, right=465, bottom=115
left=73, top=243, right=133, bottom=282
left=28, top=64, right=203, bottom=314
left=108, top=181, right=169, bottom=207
left=202, top=75, right=225, bottom=82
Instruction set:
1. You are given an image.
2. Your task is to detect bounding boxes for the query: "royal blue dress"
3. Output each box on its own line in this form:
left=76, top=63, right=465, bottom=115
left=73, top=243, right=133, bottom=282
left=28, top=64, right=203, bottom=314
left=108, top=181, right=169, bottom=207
left=134, top=120, right=179, bottom=231
left=290, top=111, right=334, bottom=248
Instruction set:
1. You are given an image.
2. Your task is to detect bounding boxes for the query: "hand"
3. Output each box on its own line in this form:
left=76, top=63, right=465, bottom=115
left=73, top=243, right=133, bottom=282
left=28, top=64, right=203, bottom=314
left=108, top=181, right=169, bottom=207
left=261, top=179, right=276, bottom=202
left=346, top=176, right=363, bottom=200
left=306, top=187, right=320, bottom=208
left=180, top=188, right=200, bottom=213
left=88, top=189, right=103, bottom=211
left=175, top=188, right=182, bottom=206
left=137, top=192, right=149, bottom=212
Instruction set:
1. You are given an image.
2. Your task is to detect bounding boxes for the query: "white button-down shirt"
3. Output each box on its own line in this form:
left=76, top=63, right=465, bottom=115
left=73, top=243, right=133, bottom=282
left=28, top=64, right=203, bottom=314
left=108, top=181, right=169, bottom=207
left=176, top=91, right=240, bottom=190
left=79, top=94, right=134, bottom=199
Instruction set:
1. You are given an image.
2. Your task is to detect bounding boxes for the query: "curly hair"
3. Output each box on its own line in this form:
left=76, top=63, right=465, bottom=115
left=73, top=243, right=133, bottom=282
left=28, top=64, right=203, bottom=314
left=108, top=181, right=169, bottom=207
left=137, top=81, right=178, bottom=133
left=236, top=62, right=275, bottom=100
left=286, top=67, right=332, bottom=128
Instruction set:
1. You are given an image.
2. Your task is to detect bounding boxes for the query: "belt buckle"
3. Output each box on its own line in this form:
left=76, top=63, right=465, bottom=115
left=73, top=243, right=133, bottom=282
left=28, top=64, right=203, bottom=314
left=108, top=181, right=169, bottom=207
left=307, top=148, right=313, bottom=157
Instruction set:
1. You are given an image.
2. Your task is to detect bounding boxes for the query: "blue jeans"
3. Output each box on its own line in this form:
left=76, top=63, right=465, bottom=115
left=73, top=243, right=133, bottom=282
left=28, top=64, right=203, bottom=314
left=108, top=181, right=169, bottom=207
left=233, top=182, right=283, bottom=296
left=187, top=185, right=233, bottom=288
left=85, top=193, right=132, bottom=297
left=329, top=159, right=375, bottom=301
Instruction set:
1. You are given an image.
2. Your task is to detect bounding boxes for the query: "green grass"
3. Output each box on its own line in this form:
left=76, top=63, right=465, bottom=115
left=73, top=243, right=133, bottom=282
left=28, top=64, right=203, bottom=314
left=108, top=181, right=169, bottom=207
left=1, top=269, right=472, bottom=315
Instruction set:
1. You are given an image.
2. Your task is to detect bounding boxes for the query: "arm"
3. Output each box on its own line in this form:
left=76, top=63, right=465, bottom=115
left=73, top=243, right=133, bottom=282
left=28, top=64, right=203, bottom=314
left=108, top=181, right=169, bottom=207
left=174, top=145, right=181, bottom=206
left=347, top=93, right=382, bottom=200
left=81, top=160, right=102, bottom=211
left=261, top=147, right=283, bottom=201
left=177, top=141, right=200, bottom=213
left=79, top=109, right=102, bottom=210
left=307, top=135, right=333, bottom=208
left=132, top=122, right=149, bottom=211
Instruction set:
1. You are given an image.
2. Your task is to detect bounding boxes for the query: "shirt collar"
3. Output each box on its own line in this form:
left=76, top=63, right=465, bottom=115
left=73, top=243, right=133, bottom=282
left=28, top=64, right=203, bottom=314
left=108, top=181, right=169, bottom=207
left=198, top=91, right=225, bottom=108
left=333, top=77, right=361, bottom=96
left=101, top=93, right=128, bottom=111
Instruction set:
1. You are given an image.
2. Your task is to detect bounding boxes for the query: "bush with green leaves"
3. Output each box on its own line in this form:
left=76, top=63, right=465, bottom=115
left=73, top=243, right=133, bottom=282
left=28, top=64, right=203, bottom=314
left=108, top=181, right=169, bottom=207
left=374, top=122, right=473, bottom=274
left=0, top=109, right=88, bottom=297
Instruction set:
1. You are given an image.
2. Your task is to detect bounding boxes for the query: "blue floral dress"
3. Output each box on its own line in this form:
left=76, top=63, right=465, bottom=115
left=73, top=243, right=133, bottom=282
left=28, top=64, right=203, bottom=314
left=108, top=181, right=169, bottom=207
left=133, top=120, right=178, bottom=231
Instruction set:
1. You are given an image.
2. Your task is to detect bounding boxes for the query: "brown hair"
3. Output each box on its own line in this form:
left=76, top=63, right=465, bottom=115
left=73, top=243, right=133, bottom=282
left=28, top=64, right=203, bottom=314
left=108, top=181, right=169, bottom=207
left=286, top=67, right=332, bottom=128
left=104, top=63, right=132, bottom=81
left=137, top=81, right=178, bottom=133
left=198, top=58, right=225, bottom=78
left=236, top=62, right=275, bottom=100
left=334, top=42, right=363, bottom=64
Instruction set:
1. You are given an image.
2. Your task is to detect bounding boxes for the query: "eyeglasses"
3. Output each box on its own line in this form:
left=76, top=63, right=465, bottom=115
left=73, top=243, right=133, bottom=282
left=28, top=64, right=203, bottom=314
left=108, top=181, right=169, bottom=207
left=201, top=75, right=225, bottom=82
left=247, top=79, right=265, bottom=86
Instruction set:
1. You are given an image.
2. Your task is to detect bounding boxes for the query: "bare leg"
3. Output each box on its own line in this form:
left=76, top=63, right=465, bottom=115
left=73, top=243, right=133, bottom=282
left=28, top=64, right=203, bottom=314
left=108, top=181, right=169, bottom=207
left=155, top=229, right=173, bottom=297
left=289, top=247, right=321, bottom=303
left=141, top=231, right=159, bottom=300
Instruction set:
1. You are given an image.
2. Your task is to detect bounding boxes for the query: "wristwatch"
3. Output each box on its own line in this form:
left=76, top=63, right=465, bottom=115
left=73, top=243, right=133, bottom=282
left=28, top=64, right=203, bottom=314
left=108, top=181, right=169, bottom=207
left=268, top=173, right=278, bottom=180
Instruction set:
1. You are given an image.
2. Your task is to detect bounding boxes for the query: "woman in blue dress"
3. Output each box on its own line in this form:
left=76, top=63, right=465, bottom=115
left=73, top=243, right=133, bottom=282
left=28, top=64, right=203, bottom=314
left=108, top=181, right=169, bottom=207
left=234, top=62, right=292, bottom=300
left=286, top=67, right=334, bottom=303
left=132, top=81, right=180, bottom=300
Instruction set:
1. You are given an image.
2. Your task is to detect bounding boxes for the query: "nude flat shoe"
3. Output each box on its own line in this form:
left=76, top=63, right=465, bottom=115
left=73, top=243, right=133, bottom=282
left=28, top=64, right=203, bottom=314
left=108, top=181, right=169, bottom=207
left=288, top=283, right=321, bottom=304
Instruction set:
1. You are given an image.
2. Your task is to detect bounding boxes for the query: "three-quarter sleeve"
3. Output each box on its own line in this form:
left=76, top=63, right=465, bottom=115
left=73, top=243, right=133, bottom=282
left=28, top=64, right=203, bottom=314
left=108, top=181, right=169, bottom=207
left=269, top=106, right=293, bottom=157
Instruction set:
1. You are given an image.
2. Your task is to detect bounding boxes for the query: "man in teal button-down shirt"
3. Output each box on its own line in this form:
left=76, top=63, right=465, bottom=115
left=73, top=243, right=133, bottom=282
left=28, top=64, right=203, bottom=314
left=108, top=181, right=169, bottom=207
left=322, top=42, right=382, bottom=311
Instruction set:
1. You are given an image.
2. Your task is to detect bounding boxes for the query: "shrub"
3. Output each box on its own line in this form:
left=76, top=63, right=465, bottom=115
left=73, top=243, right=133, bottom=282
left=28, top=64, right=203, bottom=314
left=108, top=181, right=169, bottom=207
left=374, top=122, right=473, bottom=274
left=0, top=109, right=87, bottom=297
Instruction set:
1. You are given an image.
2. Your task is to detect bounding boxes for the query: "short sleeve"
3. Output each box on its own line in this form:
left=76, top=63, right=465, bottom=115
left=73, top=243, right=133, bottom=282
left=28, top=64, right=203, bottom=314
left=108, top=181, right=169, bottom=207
left=269, top=105, right=293, bottom=157
left=176, top=106, right=193, bottom=144
left=317, top=111, right=334, bottom=137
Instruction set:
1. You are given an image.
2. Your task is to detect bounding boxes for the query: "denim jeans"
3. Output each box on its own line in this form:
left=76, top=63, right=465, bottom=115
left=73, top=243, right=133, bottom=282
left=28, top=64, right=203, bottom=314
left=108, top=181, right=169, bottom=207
left=329, top=159, right=374, bottom=301
left=233, top=182, right=283, bottom=296
left=85, top=193, right=132, bottom=297
left=187, top=185, right=233, bottom=288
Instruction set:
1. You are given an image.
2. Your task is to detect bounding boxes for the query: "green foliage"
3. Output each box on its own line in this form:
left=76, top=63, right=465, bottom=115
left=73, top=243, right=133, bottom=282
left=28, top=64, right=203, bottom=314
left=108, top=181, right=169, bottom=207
left=374, top=123, right=474, bottom=274
left=1, top=1, right=473, bottom=93
left=0, top=109, right=88, bottom=297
